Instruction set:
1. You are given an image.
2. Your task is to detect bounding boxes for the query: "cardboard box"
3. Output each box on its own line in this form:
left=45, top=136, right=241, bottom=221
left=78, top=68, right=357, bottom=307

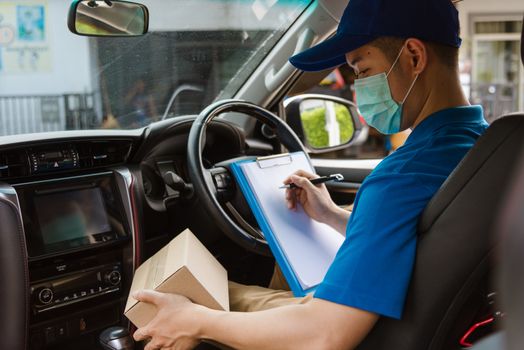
left=124, top=229, right=229, bottom=328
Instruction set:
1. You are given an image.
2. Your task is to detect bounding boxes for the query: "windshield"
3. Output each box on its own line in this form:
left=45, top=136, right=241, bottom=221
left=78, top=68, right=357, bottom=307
left=0, top=0, right=310, bottom=136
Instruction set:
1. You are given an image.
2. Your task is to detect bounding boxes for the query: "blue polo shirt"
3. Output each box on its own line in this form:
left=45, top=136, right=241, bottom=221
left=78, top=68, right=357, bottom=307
left=314, top=105, right=488, bottom=319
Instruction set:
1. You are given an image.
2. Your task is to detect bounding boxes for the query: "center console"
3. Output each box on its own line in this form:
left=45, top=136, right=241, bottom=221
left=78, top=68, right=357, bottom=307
left=12, top=170, right=135, bottom=349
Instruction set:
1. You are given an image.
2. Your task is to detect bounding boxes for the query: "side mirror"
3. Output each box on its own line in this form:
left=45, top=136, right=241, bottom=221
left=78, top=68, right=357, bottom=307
left=284, top=94, right=363, bottom=153
left=68, top=0, right=149, bottom=37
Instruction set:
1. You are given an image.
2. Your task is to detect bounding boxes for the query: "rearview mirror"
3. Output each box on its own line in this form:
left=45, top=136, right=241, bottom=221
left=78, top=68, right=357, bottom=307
left=68, top=0, right=149, bottom=37
left=284, top=94, right=363, bottom=153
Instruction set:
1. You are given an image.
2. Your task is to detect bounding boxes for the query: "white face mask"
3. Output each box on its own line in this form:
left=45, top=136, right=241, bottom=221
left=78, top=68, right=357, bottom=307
left=354, top=45, right=419, bottom=135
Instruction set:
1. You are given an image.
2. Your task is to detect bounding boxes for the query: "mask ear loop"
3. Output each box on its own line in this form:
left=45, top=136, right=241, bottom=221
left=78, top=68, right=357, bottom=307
left=386, top=45, right=405, bottom=78
left=385, top=43, right=420, bottom=105
left=401, top=74, right=419, bottom=105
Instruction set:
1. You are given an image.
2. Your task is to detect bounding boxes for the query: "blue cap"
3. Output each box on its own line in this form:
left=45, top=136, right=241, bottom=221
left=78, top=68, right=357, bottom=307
left=290, top=0, right=462, bottom=72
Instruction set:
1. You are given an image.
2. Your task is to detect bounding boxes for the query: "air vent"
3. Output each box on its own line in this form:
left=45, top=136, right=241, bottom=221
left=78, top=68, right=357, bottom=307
left=77, top=140, right=133, bottom=169
left=0, top=150, right=29, bottom=180
left=76, top=143, right=94, bottom=168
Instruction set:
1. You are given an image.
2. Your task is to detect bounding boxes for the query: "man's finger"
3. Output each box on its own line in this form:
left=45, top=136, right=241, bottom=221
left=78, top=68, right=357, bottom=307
left=144, top=339, right=161, bottom=350
left=283, top=169, right=318, bottom=185
left=290, top=175, right=317, bottom=191
left=283, top=175, right=294, bottom=185
left=132, top=289, right=164, bottom=305
left=133, top=327, right=150, bottom=342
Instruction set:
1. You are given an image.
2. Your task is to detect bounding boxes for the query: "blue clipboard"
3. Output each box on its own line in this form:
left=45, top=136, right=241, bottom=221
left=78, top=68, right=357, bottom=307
left=231, top=152, right=344, bottom=297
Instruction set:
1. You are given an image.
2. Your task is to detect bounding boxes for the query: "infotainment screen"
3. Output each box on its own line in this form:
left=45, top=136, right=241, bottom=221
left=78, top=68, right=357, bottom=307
left=34, top=188, right=111, bottom=246
left=17, top=174, right=129, bottom=257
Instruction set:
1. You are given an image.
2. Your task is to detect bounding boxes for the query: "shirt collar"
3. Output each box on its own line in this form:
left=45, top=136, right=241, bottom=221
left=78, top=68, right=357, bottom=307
left=407, top=105, right=485, bottom=144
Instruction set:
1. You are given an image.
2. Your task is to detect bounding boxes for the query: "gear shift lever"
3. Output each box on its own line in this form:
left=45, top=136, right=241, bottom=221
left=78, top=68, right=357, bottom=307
left=99, top=326, right=135, bottom=350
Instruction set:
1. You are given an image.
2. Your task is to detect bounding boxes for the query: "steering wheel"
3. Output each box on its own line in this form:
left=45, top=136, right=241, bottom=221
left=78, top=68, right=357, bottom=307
left=187, top=99, right=310, bottom=255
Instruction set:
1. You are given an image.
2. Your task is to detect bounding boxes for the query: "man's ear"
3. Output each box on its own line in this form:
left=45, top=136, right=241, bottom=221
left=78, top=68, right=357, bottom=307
left=404, top=38, right=427, bottom=75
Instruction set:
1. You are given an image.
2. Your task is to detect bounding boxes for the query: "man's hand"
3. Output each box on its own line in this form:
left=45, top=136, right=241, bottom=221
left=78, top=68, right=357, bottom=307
left=284, top=170, right=350, bottom=234
left=132, top=290, right=202, bottom=350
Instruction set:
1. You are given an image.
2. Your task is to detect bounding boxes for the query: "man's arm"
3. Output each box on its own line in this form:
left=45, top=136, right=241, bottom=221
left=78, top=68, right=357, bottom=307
left=202, top=297, right=377, bottom=350
left=133, top=290, right=378, bottom=350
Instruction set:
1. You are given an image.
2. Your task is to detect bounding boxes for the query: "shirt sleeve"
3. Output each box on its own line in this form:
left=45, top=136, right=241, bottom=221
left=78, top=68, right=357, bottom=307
left=314, top=173, right=434, bottom=319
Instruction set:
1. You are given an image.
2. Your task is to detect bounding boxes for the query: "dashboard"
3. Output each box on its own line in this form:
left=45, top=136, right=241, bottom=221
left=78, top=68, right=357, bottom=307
left=0, top=137, right=139, bottom=350
left=0, top=116, right=271, bottom=350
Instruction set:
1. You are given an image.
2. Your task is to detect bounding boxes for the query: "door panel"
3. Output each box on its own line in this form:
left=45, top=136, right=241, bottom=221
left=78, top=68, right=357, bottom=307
left=312, top=158, right=380, bottom=182
left=312, top=158, right=380, bottom=206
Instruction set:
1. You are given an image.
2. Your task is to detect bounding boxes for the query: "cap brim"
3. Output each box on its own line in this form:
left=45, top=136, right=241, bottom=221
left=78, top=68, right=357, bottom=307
left=289, top=33, right=376, bottom=72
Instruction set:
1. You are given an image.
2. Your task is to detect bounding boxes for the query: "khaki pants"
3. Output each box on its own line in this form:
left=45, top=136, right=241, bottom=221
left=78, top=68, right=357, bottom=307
left=228, top=266, right=313, bottom=312
left=205, top=267, right=313, bottom=349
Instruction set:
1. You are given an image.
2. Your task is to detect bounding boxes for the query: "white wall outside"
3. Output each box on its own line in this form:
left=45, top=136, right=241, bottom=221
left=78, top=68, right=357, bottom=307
left=457, top=0, right=523, bottom=116
left=457, top=0, right=523, bottom=58
left=0, top=0, right=92, bottom=96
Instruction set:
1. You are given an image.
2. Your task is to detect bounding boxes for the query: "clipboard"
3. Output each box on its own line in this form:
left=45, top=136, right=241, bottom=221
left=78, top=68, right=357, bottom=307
left=231, top=151, right=344, bottom=296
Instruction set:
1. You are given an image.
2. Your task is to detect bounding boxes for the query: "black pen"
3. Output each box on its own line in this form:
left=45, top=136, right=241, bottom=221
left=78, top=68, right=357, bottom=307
left=279, top=174, right=344, bottom=189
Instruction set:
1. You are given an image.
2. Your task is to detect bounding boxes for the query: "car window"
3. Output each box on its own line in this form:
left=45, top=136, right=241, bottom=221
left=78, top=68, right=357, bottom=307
left=0, top=0, right=311, bottom=136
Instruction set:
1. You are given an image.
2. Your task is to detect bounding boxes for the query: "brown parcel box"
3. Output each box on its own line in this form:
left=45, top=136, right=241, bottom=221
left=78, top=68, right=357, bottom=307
left=124, top=229, right=229, bottom=328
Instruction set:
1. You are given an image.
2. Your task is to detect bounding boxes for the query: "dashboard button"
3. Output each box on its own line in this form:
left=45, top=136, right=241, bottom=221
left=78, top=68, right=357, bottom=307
left=38, top=288, right=54, bottom=304
left=104, top=270, right=121, bottom=286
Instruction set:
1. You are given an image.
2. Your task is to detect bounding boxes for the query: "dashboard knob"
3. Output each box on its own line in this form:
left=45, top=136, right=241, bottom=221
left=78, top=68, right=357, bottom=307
left=38, top=288, right=54, bottom=304
left=104, top=270, right=121, bottom=286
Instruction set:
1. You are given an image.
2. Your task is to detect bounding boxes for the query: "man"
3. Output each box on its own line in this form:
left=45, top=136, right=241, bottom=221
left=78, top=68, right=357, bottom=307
left=132, top=0, right=489, bottom=349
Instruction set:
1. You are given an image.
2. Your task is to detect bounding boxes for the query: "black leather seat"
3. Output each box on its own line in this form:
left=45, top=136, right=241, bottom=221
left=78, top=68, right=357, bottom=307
left=358, top=17, right=524, bottom=350
left=497, top=130, right=524, bottom=350
left=487, top=16, right=524, bottom=350
left=472, top=135, right=524, bottom=349
left=471, top=110, right=524, bottom=350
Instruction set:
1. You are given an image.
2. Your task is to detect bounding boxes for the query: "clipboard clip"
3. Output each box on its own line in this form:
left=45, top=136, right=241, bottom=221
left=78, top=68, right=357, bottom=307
left=256, top=153, right=293, bottom=169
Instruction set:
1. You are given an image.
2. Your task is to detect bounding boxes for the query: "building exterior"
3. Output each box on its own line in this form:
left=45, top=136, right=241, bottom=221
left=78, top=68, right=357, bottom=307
left=458, top=0, right=524, bottom=122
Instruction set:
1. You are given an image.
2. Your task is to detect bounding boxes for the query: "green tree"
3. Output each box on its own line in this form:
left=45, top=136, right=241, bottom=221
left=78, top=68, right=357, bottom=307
left=300, top=107, right=329, bottom=148
left=300, top=104, right=354, bottom=148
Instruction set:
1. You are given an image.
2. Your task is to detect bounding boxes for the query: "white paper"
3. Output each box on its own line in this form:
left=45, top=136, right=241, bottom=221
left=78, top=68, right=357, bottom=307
left=239, top=152, right=344, bottom=290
